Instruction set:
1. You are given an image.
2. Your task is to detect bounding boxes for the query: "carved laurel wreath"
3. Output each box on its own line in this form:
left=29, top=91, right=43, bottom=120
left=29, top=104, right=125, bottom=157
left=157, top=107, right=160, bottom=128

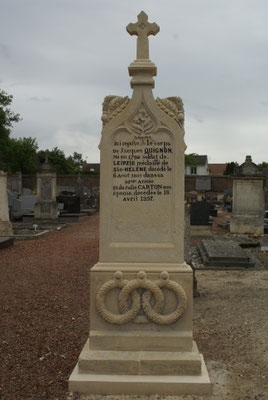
left=96, top=270, right=187, bottom=325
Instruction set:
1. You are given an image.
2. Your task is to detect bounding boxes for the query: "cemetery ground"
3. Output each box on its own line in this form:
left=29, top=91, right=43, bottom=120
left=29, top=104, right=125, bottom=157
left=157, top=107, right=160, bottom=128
left=0, top=214, right=268, bottom=400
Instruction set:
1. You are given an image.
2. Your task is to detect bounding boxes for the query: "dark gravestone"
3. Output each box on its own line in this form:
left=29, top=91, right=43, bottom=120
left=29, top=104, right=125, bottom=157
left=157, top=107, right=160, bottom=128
left=57, top=196, right=80, bottom=213
left=190, top=201, right=210, bottom=225
left=198, top=239, right=255, bottom=268
left=209, top=203, right=218, bottom=217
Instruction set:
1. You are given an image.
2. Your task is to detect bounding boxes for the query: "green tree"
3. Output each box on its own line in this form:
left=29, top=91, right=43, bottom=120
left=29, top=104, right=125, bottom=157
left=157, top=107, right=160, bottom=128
left=67, top=152, right=84, bottom=172
left=185, top=153, right=197, bottom=165
left=224, top=162, right=238, bottom=175
left=258, top=162, right=268, bottom=169
left=38, top=149, right=85, bottom=174
left=6, top=137, right=38, bottom=174
left=0, top=89, right=22, bottom=170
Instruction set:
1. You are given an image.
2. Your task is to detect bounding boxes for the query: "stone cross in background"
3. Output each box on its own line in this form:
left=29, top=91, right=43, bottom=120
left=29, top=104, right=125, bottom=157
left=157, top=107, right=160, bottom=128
left=126, top=11, right=160, bottom=59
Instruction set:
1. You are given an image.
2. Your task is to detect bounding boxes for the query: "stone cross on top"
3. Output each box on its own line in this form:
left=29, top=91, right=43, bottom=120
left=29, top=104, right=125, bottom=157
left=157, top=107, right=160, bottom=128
left=126, top=11, right=160, bottom=60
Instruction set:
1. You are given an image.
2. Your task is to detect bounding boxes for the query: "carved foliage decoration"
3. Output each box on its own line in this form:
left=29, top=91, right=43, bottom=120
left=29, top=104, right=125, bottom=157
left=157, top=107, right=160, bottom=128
left=156, top=96, right=185, bottom=129
left=101, top=95, right=130, bottom=126
left=96, top=270, right=187, bottom=325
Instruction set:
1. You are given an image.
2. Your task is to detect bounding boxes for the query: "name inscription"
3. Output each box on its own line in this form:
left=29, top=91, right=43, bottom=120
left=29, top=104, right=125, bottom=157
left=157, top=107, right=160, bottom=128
left=112, top=138, right=172, bottom=202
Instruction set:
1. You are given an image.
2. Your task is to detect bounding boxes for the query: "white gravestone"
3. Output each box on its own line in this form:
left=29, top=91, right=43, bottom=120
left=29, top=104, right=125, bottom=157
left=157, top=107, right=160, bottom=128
left=69, top=11, right=212, bottom=396
left=0, top=171, right=13, bottom=236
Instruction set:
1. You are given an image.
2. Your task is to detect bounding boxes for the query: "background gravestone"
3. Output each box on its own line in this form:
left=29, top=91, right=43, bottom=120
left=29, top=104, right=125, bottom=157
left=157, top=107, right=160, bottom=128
left=34, top=156, right=58, bottom=221
left=190, top=201, right=210, bottom=225
left=69, top=11, right=211, bottom=396
left=0, top=171, right=13, bottom=236
left=230, top=155, right=265, bottom=234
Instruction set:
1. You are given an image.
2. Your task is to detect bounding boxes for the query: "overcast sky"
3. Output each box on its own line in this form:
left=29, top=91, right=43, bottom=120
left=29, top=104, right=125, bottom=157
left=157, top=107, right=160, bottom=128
left=1, top=0, right=268, bottom=165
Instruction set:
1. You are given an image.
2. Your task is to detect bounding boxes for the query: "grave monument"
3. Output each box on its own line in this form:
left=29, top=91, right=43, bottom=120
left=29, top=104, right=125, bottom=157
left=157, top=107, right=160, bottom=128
left=34, top=155, right=58, bottom=221
left=69, top=11, right=212, bottom=395
left=230, top=155, right=265, bottom=235
left=0, top=171, right=13, bottom=236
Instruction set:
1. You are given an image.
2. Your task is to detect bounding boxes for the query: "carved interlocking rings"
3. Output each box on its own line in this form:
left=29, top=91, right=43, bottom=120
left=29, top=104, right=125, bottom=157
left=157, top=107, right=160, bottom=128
left=95, top=270, right=187, bottom=325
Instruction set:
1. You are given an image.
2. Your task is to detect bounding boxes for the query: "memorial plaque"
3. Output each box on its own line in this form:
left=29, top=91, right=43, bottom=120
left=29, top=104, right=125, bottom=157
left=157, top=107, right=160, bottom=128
left=111, top=135, right=173, bottom=243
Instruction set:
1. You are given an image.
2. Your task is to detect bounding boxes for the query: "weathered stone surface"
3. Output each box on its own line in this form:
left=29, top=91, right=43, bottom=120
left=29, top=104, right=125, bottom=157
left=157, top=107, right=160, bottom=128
left=198, top=239, right=255, bottom=268
left=0, top=171, right=13, bottom=236
left=34, top=156, right=58, bottom=220
left=230, top=156, right=265, bottom=235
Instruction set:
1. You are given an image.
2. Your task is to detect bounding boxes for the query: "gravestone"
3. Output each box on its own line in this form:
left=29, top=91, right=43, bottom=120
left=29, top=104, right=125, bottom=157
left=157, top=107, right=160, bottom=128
left=230, top=156, right=265, bottom=234
left=56, top=196, right=80, bottom=213
left=34, top=156, right=58, bottom=221
left=0, top=171, right=13, bottom=236
left=190, top=201, right=210, bottom=225
left=196, top=176, right=211, bottom=191
left=198, top=239, right=255, bottom=268
left=69, top=11, right=211, bottom=396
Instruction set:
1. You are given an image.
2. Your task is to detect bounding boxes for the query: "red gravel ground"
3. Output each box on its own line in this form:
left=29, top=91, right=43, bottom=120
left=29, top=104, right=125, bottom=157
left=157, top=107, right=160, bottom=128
left=0, top=216, right=99, bottom=400
left=1, top=214, right=268, bottom=400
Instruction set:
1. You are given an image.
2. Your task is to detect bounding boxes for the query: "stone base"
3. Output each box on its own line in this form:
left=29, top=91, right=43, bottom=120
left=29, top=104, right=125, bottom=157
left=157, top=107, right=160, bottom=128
left=0, top=237, right=14, bottom=249
left=230, top=214, right=264, bottom=235
left=198, top=239, right=255, bottom=269
left=69, top=341, right=212, bottom=395
left=190, top=225, right=212, bottom=237
left=0, top=221, right=13, bottom=236
left=69, top=262, right=212, bottom=395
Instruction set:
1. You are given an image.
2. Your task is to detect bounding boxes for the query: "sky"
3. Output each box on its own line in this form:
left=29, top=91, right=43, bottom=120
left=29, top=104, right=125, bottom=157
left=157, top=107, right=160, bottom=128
left=1, top=0, right=268, bottom=165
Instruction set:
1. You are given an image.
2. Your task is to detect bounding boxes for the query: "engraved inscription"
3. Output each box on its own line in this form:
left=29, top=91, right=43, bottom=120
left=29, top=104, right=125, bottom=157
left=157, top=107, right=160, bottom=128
left=40, top=178, right=52, bottom=201
left=112, top=137, right=172, bottom=202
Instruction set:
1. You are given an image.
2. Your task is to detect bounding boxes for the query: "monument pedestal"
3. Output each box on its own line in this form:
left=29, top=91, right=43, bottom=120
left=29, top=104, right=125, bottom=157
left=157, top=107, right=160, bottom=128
left=69, top=263, right=212, bottom=395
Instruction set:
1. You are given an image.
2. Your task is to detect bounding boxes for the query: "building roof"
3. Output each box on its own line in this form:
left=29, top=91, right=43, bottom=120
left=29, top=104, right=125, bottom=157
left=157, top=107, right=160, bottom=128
left=208, top=163, right=227, bottom=175
left=188, top=155, right=208, bottom=166
left=82, top=162, right=100, bottom=173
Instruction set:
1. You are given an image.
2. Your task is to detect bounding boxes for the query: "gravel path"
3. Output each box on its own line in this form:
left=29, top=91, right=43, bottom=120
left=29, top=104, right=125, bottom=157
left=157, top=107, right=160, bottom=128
left=1, top=216, right=98, bottom=400
left=1, top=215, right=268, bottom=400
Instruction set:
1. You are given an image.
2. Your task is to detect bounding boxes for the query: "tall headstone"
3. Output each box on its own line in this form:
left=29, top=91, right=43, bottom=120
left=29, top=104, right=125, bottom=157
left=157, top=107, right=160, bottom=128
left=69, top=12, right=211, bottom=395
left=230, top=155, right=265, bottom=234
left=34, top=155, right=58, bottom=221
left=0, top=171, right=13, bottom=236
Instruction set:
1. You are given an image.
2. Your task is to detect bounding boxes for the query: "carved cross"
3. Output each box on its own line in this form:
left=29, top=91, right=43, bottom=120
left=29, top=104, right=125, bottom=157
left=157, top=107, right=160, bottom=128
left=126, top=11, right=160, bottom=60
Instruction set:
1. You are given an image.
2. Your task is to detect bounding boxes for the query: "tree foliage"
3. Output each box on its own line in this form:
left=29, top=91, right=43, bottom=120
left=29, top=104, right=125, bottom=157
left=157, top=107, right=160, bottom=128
left=0, top=90, right=22, bottom=171
left=0, top=89, right=87, bottom=175
left=38, top=148, right=84, bottom=174
left=258, top=161, right=268, bottom=169
left=185, top=153, right=197, bottom=165
left=6, top=137, right=38, bottom=174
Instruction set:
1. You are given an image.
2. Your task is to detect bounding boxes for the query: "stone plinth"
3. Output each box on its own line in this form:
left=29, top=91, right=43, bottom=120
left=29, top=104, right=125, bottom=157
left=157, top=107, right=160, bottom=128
left=198, top=239, right=255, bottom=268
left=230, top=156, right=265, bottom=235
left=34, top=157, right=58, bottom=221
left=69, top=11, right=212, bottom=396
left=0, top=171, right=13, bottom=236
